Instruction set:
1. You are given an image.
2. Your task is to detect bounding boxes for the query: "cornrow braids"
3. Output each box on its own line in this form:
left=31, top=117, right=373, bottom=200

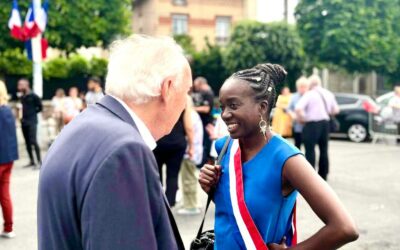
left=231, top=63, right=287, bottom=115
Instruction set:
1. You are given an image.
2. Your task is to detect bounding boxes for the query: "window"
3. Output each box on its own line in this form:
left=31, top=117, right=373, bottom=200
left=215, top=16, right=231, bottom=45
left=335, top=96, right=358, bottom=105
left=172, top=0, right=187, bottom=5
left=172, top=14, right=188, bottom=35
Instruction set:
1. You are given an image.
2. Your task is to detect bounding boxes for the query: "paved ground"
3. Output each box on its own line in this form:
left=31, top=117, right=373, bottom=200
left=1, top=127, right=399, bottom=249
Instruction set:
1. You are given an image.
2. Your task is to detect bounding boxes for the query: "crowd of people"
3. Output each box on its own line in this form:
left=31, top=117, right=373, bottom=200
left=50, top=77, right=104, bottom=133
left=12, top=34, right=400, bottom=249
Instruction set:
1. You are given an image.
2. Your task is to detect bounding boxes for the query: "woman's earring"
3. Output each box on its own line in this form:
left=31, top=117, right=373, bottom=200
left=259, top=115, right=268, bottom=140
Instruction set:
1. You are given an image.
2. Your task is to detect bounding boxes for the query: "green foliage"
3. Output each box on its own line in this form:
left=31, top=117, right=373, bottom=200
left=43, top=57, right=69, bottom=79
left=223, top=21, right=305, bottom=89
left=296, top=0, right=400, bottom=76
left=0, top=0, right=132, bottom=53
left=43, top=56, right=108, bottom=80
left=0, top=48, right=32, bottom=76
left=89, top=57, right=108, bottom=78
left=192, top=41, right=229, bottom=92
left=68, top=55, right=90, bottom=77
left=174, top=34, right=197, bottom=56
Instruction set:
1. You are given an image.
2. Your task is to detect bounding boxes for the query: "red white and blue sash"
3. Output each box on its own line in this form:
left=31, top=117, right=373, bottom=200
left=227, top=139, right=297, bottom=249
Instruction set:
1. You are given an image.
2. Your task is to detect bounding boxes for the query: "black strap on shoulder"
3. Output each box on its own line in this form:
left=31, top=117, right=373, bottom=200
left=316, top=90, right=331, bottom=117
left=165, top=199, right=186, bottom=250
left=195, top=137, right=231, bottom=239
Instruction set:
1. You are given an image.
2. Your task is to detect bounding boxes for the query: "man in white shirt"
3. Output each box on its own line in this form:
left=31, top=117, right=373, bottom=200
left=388, top=85, right=400, bottom=137
left=38, top=35, right=192, bottom=250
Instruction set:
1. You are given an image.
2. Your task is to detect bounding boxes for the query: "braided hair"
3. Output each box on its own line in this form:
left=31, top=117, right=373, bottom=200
left=230, top=63, right=287, bottom=116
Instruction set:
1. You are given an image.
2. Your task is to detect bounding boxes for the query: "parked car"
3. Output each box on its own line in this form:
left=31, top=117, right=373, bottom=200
left=375, top=91, right=394, bottom=107
left=333, top=93, right=378, bottom=142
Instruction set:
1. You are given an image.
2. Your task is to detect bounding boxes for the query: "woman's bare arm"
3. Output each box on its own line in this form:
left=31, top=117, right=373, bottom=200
left=278, top=155, right=359, bottom=250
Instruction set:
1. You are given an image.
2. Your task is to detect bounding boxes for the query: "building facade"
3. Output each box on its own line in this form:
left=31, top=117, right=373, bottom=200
left=133, top=0, right=256, bottom=49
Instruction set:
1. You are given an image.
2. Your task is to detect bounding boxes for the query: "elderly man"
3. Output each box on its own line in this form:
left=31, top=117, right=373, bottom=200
left=38, top=35, right=191, bottom=250
left=287, top=76, right=310, bottom=150
left=295, top=75, right=339, bottom=180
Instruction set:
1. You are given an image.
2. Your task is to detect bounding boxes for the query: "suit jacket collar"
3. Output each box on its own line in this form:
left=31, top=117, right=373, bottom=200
left=97, top=95, right=137, bottom=130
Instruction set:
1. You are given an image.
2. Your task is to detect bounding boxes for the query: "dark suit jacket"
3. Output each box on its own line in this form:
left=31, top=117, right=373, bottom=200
left=0, top=105, right=18, bottom=164
left=38, top=95, right=181, bottom=250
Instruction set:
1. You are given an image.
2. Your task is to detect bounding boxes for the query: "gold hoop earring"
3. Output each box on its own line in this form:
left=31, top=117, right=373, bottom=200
left=259, top=115, right=268, bottom=140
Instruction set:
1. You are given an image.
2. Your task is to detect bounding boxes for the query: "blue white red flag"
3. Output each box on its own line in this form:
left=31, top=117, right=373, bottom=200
left=24, top=0, right=49, bottom=61
left=8, top=0, right=23, bottom=40
left=23, top=1, right=48, bottom=40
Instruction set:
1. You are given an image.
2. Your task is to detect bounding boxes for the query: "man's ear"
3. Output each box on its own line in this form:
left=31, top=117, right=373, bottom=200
left=160, top=76, right=175, bottom=103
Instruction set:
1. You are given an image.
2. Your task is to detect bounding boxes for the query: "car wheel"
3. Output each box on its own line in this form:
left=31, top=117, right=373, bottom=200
left=347, top=123, right=367, bottom=142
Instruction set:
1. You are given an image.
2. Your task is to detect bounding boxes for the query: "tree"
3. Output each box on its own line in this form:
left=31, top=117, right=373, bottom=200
left=0, top=0, right=132, bottom=53
left=173, top=34, right=196, bottom=56
left=0, top=48, right=32, bottom=76
left=223, top=21, right=305, bottom=90
left=192, top=41, right=230, bottom=93
left=296, top=0, right=400, bottom=76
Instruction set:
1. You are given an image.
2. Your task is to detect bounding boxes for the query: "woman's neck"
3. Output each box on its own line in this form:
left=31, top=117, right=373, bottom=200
left=239, top=131, right=272, bottom=162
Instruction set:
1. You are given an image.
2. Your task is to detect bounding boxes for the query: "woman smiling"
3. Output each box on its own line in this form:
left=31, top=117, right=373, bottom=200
left=199, top=63, right=358, bottom=250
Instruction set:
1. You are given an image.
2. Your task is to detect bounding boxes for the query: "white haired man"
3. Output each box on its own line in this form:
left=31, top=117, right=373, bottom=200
left=287, top=76, right=310, bottom=150
left=38, top=35, right=191, bottom=250
left=295, top=75, right=339, bottom=180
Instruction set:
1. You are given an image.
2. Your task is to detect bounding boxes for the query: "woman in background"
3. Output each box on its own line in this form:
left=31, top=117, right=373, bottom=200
left=63, top=87, right=83, bottom=125
left=0, top=80, right=18, bottom=238
left=272, top=86, right=292, bottom=137
left=51, top=88, right=66, bottom=133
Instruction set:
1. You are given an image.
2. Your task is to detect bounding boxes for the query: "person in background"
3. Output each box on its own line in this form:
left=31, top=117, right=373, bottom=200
left=272, top=86, right=292, bottom=137
left=295, top=75, right=339, bottom=181
left=191, top=77, right=214, bottom=165
left=153, top=96, right=194, bottom=207
left=79, top=90, right=87, bottom=110
left=287, top=77, right=310, bottom=150
left=207, top=115, right=229, bottom=160
left=38, top=35, right=191, bottom=250
left=63, top=87, right=83, bottom=125
left=51, top=88, right=66, bottom=133
left=85, top=77, right=104, bottom=105
left=388, top=85, right=400, bottom=139
left=0, top=81, right=18, bottom=238
left=17, top=78, right=42, bottom=168
left=177, top=96, right=203, bottom=215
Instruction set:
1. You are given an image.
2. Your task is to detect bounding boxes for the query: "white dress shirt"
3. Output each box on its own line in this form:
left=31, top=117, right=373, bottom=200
left=110, top=95, right=157, bottom=150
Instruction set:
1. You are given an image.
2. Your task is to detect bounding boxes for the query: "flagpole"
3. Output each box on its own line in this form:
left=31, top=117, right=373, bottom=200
left=32, top=0, right=43, bottom=98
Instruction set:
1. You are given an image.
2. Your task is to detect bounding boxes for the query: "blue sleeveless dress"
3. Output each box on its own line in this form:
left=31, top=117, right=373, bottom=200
left=214, top=135, right=301, bottom=249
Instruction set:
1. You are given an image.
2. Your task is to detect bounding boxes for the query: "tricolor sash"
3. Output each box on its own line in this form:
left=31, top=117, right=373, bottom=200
left=227, top=139, right=297, bottom=249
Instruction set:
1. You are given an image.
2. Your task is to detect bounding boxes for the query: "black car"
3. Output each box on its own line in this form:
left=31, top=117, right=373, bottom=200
left=333, top=93, right=378, bottom=142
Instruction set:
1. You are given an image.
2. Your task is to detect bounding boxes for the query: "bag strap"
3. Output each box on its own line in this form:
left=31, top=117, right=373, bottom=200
left=165, top=198, right=185, bottom=250
left=195, top=136, right=231, bottom=239
left=316, top=90, right=331, bottom=117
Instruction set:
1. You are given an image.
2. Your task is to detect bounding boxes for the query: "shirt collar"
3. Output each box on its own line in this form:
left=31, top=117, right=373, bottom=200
left=109, top=95, right=157, bottom=150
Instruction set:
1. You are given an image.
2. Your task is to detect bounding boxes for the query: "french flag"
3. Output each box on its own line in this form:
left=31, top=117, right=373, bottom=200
left=23, top=1, right=48, bottom=40
left=25, top=0, right=49, bottom=61
left=8, top=0, right=23, bottom=41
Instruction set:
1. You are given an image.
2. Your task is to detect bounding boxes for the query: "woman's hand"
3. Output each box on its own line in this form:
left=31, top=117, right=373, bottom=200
left=199, top=164, right=221, bottom=193
left=267, top=237, right=288, bottom=250
left=282, top=155, right=359, bottom=249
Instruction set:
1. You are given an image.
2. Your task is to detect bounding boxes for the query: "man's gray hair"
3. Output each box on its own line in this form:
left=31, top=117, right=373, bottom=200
left=296, top=76, right=309, bottom=88
left=105, top=34, right=187, bottom=104
left=308, top=74, right=322, bottom=88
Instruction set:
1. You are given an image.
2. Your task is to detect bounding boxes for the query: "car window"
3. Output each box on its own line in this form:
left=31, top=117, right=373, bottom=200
left=335, top=96, right=358, bottom=105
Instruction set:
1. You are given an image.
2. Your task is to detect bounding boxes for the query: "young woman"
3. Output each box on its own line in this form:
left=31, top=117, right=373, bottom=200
left=199, top=63, right=358, bottom=249
left=0, top=81, right=18, bottom=238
